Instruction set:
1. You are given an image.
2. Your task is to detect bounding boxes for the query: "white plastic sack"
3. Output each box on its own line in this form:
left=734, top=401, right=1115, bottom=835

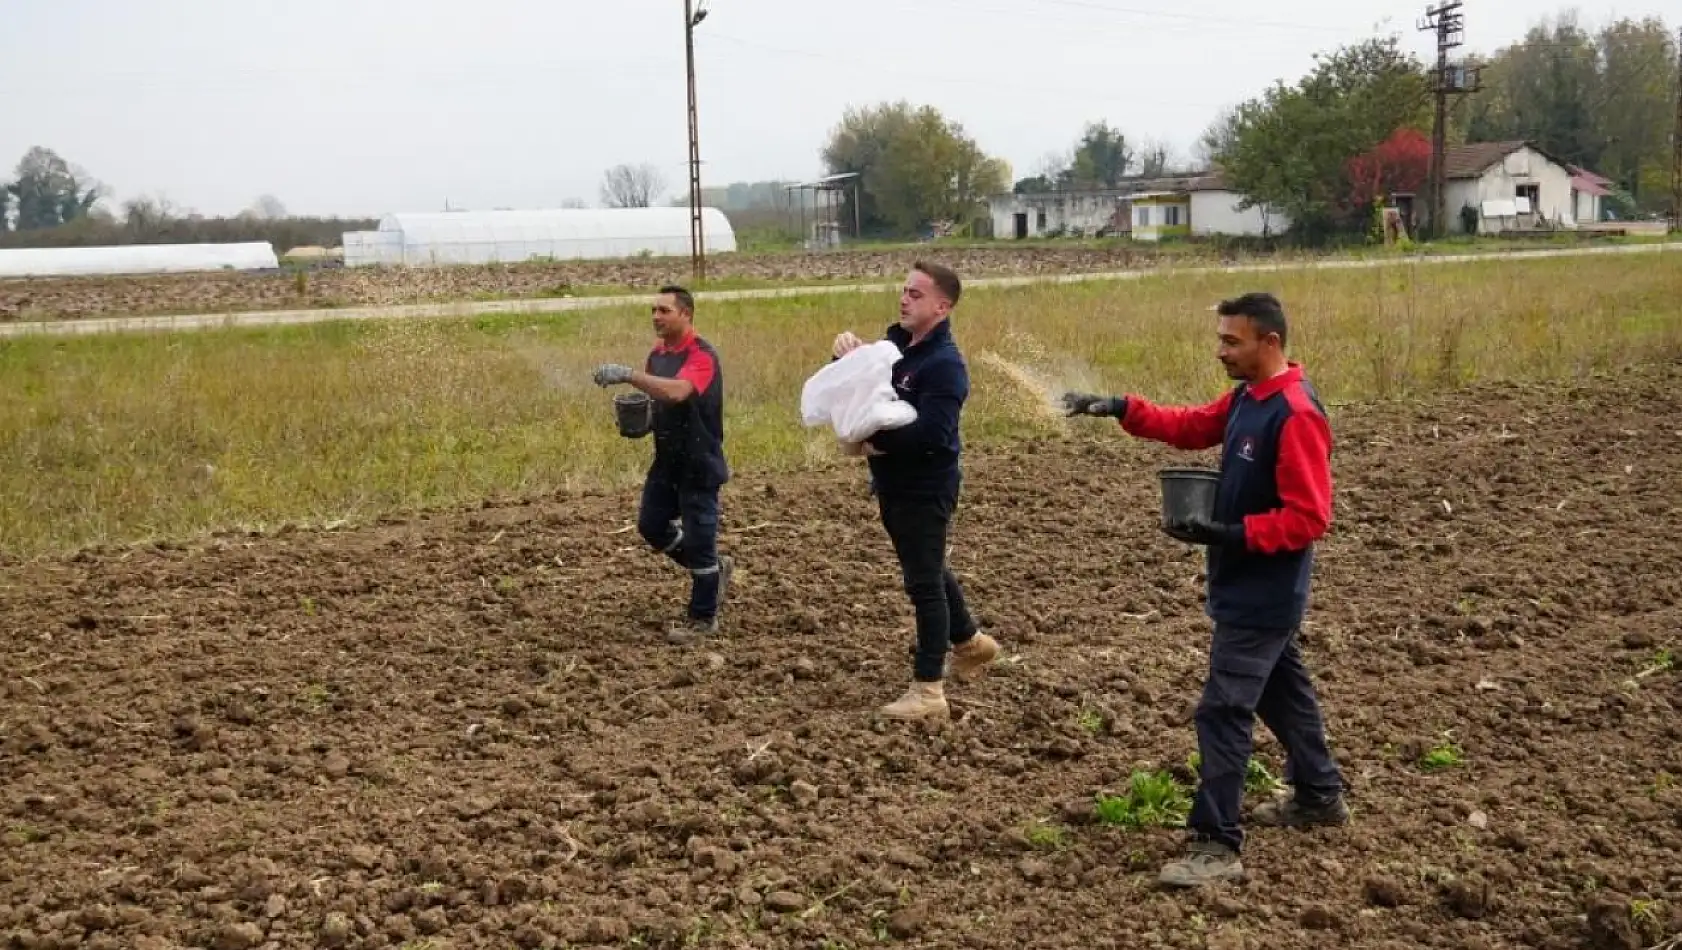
left=799, top=340, right=918, bottom=443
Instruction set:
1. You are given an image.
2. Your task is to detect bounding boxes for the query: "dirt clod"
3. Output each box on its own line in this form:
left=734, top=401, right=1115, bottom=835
left=320, top=913, right=353, bottom=947
left=1299, top=905, right=1339, bottom=930
left=1364, top=877, right=1407, bottom=908
left=1585, top=896, right=1642, bottom=950
left=888, top=903, right=929, bottom=938
left=212, top=922, right=263, bottom=950
left=1443, top=875, right=1493, bottom=919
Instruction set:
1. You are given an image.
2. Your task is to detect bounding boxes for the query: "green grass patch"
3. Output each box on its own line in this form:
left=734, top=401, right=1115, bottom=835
left=1094, top=770, right=1193, bottom=829
left=0, top=252, right=1678, bottom=556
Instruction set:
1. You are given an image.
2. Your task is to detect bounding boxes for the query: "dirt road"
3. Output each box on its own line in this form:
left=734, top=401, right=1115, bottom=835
left=1, top=241, right=1675, bottom=338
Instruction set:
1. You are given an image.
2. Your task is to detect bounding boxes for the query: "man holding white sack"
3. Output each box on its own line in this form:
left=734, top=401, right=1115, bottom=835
left=831, top=261, right=1000, bottom=719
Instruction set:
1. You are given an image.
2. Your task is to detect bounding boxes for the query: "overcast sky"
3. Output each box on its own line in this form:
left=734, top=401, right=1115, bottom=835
left=1, top=0, right=1671, bottom=218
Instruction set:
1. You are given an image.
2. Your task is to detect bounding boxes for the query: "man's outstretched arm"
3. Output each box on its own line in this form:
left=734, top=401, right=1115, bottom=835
left=1062, top=389, right=1232, bottom=451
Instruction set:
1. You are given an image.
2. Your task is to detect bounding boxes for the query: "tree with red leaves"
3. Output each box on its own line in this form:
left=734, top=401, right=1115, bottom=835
left=1345, top=128, right=1431, bottom=214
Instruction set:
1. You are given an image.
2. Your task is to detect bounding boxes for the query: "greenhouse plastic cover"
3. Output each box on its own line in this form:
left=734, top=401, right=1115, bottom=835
left=0, top=242, right=279, bottom=278
left=344, top=207, right=736, bottom=266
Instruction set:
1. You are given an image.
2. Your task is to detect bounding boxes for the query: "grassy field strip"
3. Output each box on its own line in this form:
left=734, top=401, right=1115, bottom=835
left=2, top=251, right=1678, bottom=558
left=0, top=240, right=1676, bottom=339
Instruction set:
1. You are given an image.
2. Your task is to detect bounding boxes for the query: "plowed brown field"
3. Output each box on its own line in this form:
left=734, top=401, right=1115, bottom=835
left=4, top=366, right=1681, bottom=950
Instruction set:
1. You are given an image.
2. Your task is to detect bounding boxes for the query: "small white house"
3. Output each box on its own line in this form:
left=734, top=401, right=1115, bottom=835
left=989, top=172, right=1287, bottom=241
left=1186, top=175, right=1290, bottom=238
left=1443, top=141, right=1579, bottom=234
left=987, top=188, right=1133, bottom=239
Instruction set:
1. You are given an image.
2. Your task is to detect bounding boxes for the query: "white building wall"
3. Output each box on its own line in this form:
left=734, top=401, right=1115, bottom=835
left=1446, top=146, right=1577, bottom=234
left=1189, top=191, right=1291, bottom=237
left=988, top=193, right=1118, bottom=239
left=1574, top=190, right=1601, bottom=224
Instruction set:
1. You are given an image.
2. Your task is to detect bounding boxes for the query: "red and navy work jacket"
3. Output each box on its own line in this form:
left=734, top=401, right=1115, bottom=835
left=1121, top=363, right=1333, bottom=630
left=645, top=329, right=728, bottom=489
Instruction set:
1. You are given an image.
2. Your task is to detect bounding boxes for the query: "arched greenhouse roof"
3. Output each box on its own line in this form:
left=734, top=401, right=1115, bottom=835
left=376, top=207, right=735, bottom=248
left=0, top=242, right=279, bottom=278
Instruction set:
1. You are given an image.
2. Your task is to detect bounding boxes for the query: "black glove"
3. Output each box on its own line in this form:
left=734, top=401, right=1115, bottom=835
left=1166, top=513, right=1245, bottom=547
left=1061, top=392, right=1127, bottom=418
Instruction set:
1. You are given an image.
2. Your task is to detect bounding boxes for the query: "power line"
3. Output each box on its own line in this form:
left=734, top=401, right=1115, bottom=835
left=684, top=0, right=707, bottom=282
left=698, top=32, right=1239, bottom=111
left=893, top=0, right=1348, bottom=36
left=1419, top=1, right=1480, bottom=240
left=1025, top=0, right=1348, bottom=33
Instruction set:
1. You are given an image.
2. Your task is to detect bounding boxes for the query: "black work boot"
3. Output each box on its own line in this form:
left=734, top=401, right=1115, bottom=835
left=1251, top=792, right=1350, bottom=828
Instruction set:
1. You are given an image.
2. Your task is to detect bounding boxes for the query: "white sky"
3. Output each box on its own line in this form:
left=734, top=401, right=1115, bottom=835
left=1, top=0, right=1671, bottom=218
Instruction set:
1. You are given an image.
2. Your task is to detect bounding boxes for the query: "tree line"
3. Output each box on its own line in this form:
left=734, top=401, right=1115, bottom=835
left=2, top=7, right=1671, bottom=252
left=818, top=9, right=1673, bottom=243
left=1197, top=12, right=1675, bottom=243
left=0, top=147, right=374, bottom=253
left=1465, top=13, right=1675, bottom=209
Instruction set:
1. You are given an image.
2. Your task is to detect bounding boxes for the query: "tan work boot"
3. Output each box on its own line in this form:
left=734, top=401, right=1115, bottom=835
left=1157, top=839, right=1243, bottom=888
left=880, top=681, right=949, bottom=720
left=950, top=633, right=1000, bottom=682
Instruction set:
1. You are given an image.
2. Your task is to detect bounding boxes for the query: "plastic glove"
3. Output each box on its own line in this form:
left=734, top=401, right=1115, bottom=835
left=832, top=331, right=865, bottom=359
left=592, top=363, right=634, bottom=387
left=1167, top=513, right=1245, bottom=547
left=1061, top=392, right=1127, bottom=418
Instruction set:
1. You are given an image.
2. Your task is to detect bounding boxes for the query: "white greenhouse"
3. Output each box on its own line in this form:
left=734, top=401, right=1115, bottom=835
left=341, top=207, right=736, bottom=267
left=0, top=242, right=280, bottom=279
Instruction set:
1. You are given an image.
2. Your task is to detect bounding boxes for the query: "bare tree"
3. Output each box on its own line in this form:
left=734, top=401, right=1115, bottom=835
left=122, top=194, right=178, bottom=237
left=248, top=194, right=288, bottom=219
left=1195, top=107, right=1242, bottom=169
left=560, top=197, right=588, bottom=209
left=599, top=163, right=665, bottom=208
left=1135, top=140, right=1172, bottom=177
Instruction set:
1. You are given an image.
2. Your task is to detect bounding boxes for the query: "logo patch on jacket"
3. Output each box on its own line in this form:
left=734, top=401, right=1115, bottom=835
left=1237, top=435, right=1257, bottom=462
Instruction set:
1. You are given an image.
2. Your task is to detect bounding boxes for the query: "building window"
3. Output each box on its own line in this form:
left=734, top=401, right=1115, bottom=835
left=1164, top=205, right=1182, bottom=226
left=1036, top=210, right=1047, bottom=230
left=1135, top=206, right=1150, bottom=227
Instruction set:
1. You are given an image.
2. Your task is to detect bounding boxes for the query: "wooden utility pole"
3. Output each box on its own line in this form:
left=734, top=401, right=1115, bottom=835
left=1419, top=1, right=1478, bottom=239
left=1671, top=26, right=1681, bottom=233
left=684, top=0, right=708, bottom=282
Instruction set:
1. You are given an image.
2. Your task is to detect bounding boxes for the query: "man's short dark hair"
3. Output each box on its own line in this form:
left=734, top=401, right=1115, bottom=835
left=658, top=284, right=695, bottom=315
left=1217, top=292, right=1287, bottom=348
left=912, top=260, right=961, bottom=306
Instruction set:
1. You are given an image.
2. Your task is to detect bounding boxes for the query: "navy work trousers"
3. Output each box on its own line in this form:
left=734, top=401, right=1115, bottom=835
left=1188, top=622, right=1344, bottom=852
left=877, top=488, right=978, bottom=682
left=636, top=471, right=722, bottom=620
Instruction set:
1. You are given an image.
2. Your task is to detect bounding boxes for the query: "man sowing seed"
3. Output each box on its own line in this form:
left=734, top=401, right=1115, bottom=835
left=592, top=284, right=733, bottom=645
left=830, top=261, right=1001, bottom=720
left=1062, top=291, right=1348, bottom=888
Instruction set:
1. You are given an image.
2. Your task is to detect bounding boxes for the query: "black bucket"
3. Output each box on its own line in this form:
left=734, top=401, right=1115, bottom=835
left=1158, top=467, right=1220, bottom=534
left=613, top=392, right=653, bottom=439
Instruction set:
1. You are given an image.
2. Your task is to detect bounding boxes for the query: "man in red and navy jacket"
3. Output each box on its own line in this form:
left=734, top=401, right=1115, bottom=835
left=1062, top=292, right=1347, bottom=889
left=592, top=284, right=732, bottom=645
